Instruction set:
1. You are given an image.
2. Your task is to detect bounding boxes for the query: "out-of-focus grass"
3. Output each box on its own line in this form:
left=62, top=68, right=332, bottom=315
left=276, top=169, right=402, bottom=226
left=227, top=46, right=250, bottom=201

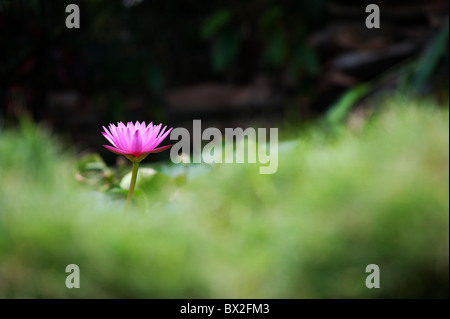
left=0, top=97, right=448, bottom=298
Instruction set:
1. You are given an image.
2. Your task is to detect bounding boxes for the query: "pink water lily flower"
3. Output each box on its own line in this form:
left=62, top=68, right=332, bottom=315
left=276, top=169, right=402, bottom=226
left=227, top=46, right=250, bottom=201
left=102, top=121, right=173, bottom=162
left=102, top=121, right=173, bottom=211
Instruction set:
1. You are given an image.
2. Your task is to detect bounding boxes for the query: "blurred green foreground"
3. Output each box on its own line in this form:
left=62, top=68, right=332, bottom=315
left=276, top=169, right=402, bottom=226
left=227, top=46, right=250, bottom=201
left=0, top=97, right=448, bottom=298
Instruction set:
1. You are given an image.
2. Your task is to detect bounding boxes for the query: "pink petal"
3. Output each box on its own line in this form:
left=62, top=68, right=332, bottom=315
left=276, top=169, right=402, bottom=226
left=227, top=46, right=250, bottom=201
left=152, top=124, right=162, bottom=137
left=103, top=144, right=130, bottom=156
left=102, top=126, right=119, bottom=146
left=116, top=134, right=128, bottom=151
left=123, top=127, right=131, bottom=152
left=109, top=124, right=124, bottom=149
left=102, top=131, right=118, bottom=148
left=102, top=125, right=112, bottom=135
left=131, top=129, right=142, bottom=153
left=143, top=124, right=160, bottom=148
left=150, top=124, right=163, bottom=144
left=158, top=127, right=173, bottom=144
left=158, top=125, right=168, bottom=139
left=151, top=127, right=173, bottom=150
left=148, top=144, right=172, bottom=153
left=142, top=125, right=155, bottom=146
left=115, top=126, right=124, bottom=148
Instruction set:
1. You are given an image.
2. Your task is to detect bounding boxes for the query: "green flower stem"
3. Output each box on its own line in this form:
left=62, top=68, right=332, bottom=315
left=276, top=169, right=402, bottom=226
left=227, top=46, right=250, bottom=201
left=125, top=162, right=140, bottom=211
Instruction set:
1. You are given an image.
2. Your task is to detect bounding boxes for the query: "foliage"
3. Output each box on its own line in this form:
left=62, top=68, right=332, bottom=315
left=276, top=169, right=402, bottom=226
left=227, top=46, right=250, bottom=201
left=0, top=0, right=327, bottom=123
left=0, top=96, right=448, bottom=298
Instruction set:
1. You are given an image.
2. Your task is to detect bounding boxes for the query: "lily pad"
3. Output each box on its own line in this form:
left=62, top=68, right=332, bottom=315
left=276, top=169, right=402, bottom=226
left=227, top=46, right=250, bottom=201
left=120, top=167, right=158, bottom=190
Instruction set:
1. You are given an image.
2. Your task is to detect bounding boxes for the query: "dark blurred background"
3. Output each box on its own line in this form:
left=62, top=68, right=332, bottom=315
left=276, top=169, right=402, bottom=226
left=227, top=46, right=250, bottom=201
left=0, top=0, right=448, bottom=162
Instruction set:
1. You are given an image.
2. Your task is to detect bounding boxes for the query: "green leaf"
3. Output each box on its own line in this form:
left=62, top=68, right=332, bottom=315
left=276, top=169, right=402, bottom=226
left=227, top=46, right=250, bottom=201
left=259, top=6, right=282, bottom=31
left=211, top=32, right=241, bottom=72
left=288, top=44, right=320, bottom=78
left=201, top=9, right=232, bottom=39
left=413, top=20, right=449, bottom=90
left=120, top=167, right=158, bottom=190
left=264, top=31, right=287, bottom=66
left=76, top=153, right=107, bottom=173
left=146, top=64, right=164, bottom=95
left=138, top=172, right=173, bottom=194
left=325, top=83, right=371, bottom=125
